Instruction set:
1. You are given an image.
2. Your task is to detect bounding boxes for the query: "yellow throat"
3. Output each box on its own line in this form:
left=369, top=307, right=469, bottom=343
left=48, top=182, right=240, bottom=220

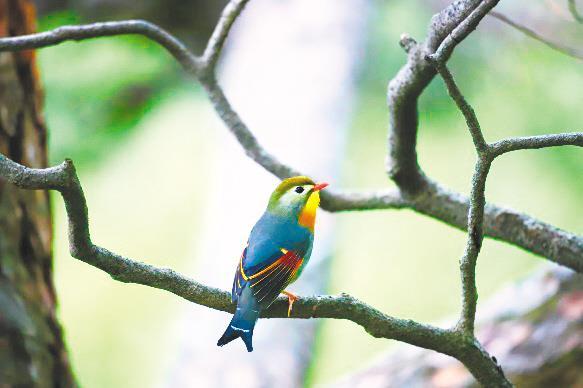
left=298, top=191, right=320, bottom=231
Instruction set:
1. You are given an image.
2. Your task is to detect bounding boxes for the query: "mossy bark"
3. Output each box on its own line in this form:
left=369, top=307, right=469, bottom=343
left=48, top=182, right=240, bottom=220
left=0, top=1, right=75, bottom=386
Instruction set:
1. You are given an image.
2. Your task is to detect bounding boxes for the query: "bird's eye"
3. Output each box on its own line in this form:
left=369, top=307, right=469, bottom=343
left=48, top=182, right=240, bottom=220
left=295, top=186, right=304, bottom=194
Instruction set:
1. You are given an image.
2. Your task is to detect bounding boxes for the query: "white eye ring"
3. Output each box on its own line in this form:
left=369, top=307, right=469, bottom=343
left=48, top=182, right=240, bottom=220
left=294, top=186, right=305, bottom=194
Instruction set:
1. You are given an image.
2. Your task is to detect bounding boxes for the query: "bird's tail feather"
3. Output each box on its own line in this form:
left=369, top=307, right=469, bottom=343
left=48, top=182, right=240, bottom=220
left=217, top=318, right=255, bottom=352
left=217, top=286, right=259, bottom=352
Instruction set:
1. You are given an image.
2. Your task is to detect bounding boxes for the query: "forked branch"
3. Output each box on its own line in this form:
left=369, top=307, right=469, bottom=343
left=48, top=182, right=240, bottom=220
left=0, top=0, right=582, bottom=386
left=429, top=35, right=581, bottom=385
left=0, top=1, right=581, bottom=271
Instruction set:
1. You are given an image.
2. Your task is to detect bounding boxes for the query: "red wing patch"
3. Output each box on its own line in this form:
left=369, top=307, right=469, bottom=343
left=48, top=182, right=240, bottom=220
left=244, top=249, right=303, bottom=308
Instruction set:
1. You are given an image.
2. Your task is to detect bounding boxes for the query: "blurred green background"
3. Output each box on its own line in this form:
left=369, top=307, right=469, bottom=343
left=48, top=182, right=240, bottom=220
left=38, top=1, right=582, bottom=387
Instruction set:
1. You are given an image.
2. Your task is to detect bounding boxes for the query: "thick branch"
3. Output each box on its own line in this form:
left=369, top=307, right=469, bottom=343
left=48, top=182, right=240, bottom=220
left=0, top=152, right=509, bottom=386
left=386, top=0, right=499, bottom=191
left=321, top=188, right=407, bottom=212
left=490, top=11, right=583, bottom=60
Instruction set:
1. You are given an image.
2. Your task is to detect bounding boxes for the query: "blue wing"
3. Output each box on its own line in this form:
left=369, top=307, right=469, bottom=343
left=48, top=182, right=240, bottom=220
left=231, top=211, right=312, bottom=308
left=233, top=246, right=305, bottom=308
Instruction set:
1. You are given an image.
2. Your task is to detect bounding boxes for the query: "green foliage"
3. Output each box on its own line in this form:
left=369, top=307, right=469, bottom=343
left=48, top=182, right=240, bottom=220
left=39, top=11, right=187, bottom=169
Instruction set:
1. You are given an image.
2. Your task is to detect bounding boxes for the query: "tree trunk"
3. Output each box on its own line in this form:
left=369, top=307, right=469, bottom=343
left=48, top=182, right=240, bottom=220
left=0, top=1, right=75, bottom=386
left=332, top=265, right=583, bottom=388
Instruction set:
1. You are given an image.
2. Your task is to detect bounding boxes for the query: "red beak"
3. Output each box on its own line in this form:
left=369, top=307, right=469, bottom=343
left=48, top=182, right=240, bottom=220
left=313, top=182, right=329, bottom=192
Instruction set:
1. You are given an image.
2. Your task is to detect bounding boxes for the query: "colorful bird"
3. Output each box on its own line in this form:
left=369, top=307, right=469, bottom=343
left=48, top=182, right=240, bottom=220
left=217, top=176, right=328, bottom=352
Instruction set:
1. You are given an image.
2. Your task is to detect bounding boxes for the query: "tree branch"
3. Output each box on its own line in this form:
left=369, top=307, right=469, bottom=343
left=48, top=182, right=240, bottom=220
left=386, top=0, right=499, bottom=191
left=200, top=0, right=250, bottom=73
left=0, top=0, right=581, bottom=384
left=0, top=152, right=510, bottom=386
left=429, top=34, right=581, bottom=382
left=428, top=56, right=583, bottom=332
left=0, top=2, right=580, bottom=272
left=489, top=11, right=583, bottom=60
left=456, top=157, right=492, bottom=335
left=198, top=77, right=300, bottom=178
left=0, top=20, right=203, bottom=74
left=426, top=60, right=487, bottom=152
left=426, top=53, right=582, bottom=275
left=491, top=133, right=583, bottom=156
left=430, top=0, right=501, bottom=63
left=427, top=55, right=491, bottom=337
left=413, top=179, right=583, bottom=273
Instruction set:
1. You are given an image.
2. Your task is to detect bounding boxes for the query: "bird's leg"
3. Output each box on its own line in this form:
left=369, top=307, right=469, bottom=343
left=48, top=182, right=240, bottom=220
left=282, top=290, right=298, bottom=317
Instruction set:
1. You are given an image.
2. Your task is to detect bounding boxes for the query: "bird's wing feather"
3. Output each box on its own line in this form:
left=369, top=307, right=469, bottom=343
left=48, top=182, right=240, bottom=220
left=232, top=245, right=305, bottom=308
left=232, top=212, right=312, bottom=305
left=247, top=249, right=304, bottom=308
left=231, top=246, right=248, bottom=302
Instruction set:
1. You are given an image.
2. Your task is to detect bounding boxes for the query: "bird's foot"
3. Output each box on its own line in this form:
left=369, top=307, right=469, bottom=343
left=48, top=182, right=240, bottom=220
left=282, top=290, right=298, bottom=317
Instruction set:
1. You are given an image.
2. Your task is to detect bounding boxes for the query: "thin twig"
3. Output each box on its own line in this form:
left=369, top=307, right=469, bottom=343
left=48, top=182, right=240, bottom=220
left=428, top=58, right=491, bottom=336
left=457, top=158, right=491, bottom=334
left=491, top=132, right=583, bottom=156
left=426, top=58, right=488, bottom=152
left=198, top=77, right=300, bottom=178
left=0, top=20, right=202, bottom=74
left=200, top=0, right=250, bottom=73
left=490, top=11, right=583, bottom=60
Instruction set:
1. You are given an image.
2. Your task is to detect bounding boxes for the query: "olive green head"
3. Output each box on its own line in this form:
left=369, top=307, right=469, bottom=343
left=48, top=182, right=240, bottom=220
left=267, top=176, right=328, bottom=230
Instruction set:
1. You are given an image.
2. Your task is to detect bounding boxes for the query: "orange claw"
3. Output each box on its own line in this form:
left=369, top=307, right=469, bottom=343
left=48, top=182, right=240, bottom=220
left=282, top=290, right=299, bottom=317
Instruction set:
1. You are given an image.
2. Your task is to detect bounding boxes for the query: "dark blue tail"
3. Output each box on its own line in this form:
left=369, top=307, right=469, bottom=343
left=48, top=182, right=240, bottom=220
left=217, top=315, right=256, bottom=352
left=217, top=285, right=260, bottom=352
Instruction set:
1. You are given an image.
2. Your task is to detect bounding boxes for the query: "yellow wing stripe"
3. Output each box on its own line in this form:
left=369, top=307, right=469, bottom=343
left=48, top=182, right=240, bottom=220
left=250, top=255, right=304, bottom=289
left=248, top=255, right=286, bottom=280
left=240, top=248, right=290, bottom=281
left=240, top=255, right=249, bottom=281
left=249, top=264, right=281, bottom=288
